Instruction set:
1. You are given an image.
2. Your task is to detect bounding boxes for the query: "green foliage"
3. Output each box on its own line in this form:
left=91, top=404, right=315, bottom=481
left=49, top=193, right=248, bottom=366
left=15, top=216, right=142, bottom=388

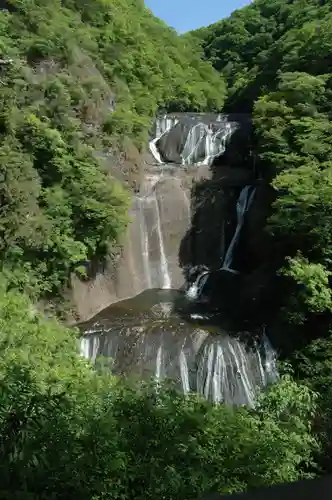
left=0, top=285, right=125, bottom=500
left=270, top=162, right=332, bottom=262
left=253, top=71, right=332, bottom=323
left=112, top=376, right=317, bottom=499
left=4, top=0, right=226, bottom=144
left=192, top=1, right=332, bottom=328
left=0, top=287, right=319, bottom=499
left=0, top=0, right=226, bottom=298
left=254, top=72, right=332, bottom=174
left=190, top=0, right=332, bottom=111
left=280, top=254, right=332, bottom=324
left=291, top=335, right=332, bottom=473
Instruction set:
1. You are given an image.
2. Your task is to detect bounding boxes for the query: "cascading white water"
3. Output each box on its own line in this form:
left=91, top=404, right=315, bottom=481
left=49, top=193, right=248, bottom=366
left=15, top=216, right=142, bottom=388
left=155, top=344, right=163, bottom=382
left=181, top=123, right=206, bottom=165
left=179, top=346, right=191, bottom=394
left=149, top=115, right=179, bottom=163
left=181, top=122, right=234, bottom=166
left=80, top=332, right=100, bottom=363
left=195, top=333, right=278, bottom=407
left=149, top=113, right=238, bottom=166
left=155, top=115, right=179, bottom=138
left=154, top=193, right=171, bottom=289
left=135, top=175, right=171, bottom=290
left=138, top=200, right=152, bottom=289
left=186, top=270, right=209, bottom=300
left=80, top=314, right=278, bottom=408
left=222, top=185, right=256, bottom=272
left=185, top=185, right=256, bottom=300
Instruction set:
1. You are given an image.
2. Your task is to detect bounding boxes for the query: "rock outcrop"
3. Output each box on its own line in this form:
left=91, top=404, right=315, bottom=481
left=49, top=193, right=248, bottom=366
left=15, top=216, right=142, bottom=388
left=70, top=112, right=273, bottom=324
left=80, top=289, right=278, bottom=406
left=71, top=165, right=209, bottom=321
left=150, top=113, right=251, bottom=166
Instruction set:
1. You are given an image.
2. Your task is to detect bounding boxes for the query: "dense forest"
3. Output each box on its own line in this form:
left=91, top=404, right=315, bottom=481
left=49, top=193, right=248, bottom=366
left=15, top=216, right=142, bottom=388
left=1, top=0, right=332, bottom=498
left=0, top=0, right=226, bottom=302
left=191, top=0, right=332, bottom=333
left=191, top=0, right=332, bottom=478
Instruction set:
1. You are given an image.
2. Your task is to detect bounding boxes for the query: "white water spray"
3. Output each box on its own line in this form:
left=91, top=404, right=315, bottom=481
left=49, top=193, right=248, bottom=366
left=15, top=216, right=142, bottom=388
left=149, top=115, right=178, bottom=163
left=222, top=185, right=256, bottom=272
left=80, top=323, right=279, bottom=407
left=186, top=270, right=209, bottom=300
left=149, top=114, right=237, bottom=166
left=136, top=175, right=172, bottom=290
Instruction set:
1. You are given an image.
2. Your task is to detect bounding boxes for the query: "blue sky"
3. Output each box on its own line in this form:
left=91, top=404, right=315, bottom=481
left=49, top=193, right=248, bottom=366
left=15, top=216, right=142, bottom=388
left=145, top=0, right=252, bottom=33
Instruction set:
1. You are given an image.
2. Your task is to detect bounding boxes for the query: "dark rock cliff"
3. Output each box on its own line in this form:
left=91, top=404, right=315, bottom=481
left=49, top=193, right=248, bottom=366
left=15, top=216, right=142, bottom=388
left=70, top=112, right=275, bottom=326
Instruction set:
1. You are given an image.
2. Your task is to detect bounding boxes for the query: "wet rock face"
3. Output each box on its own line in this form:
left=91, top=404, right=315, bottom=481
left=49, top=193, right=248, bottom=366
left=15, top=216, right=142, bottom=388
left=70, top=166, right=210, bottom=322
left=70, top=164, right=262, bottom=323
left=69, top=111, right=271, bottom=324
left=180, top=180, right=235, bottom=271
left=241, top=184, right=276, bottom=270
left=157, top=121, right=192, bottom=164
left=151, top=113, right=252, bottom=166
left=179, top=167, right=256, bottom=272
left=79, top=289, right=278, bottom=407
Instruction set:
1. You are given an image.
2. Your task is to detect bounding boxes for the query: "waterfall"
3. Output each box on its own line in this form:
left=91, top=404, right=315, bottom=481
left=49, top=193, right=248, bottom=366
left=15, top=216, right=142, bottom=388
left=80, top=321, right=278, bottom=407
left=155, top=344, right=163, bottom=382
left=179, top=346, right=190, bottom=394
left=154, top=193, right=171, bottom=289
left=135, top=175, right=171, bottom=289
left=222, top=185, right=256, bottom=272
left=181, top=123, right=206, bottom=165
left=149, top=115, right=178, bottom=163
left=138, top=200, right=152, bottom=288
left=261, top=329, right=279, bottom=383
left=195, top=332, right=277, bottom=407
left=186, top=270, right=209, bottom=300
left=149, top=113, right=239, bottom=166
left=80, top=332, right=100, bottom=363
left=198, top=122, right=234, bottom=166
left=185, top=185, right=256, bottom=301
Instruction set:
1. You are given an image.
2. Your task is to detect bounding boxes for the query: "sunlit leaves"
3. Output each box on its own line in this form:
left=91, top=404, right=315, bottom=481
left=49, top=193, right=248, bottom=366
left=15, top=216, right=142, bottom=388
left=0, top=0, right=226, bottom=299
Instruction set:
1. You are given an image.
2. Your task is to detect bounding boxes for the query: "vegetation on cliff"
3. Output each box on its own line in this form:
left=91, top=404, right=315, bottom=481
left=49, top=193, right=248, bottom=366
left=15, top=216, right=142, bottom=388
left=191, top=0, right=332, bottom=326
left=0, top=286, right=318, bottom=499
left=191, top=0, right=332, bottom=475
left=191, top=2, right=332, bottom=327
left=1, top=0, right=331, bottom=496
left=0, top=0, right=226, bottom=299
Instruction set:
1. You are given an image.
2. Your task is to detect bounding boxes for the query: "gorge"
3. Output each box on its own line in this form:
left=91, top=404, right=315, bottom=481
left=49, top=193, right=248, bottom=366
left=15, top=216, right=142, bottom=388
left=79, top=112, right=279, bottom=405
left=2, top=0, right=332, bottom=496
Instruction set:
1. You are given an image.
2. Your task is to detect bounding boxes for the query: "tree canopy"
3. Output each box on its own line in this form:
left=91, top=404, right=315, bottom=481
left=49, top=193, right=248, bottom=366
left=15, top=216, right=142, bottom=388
left=192, top=0, right=332, bottom=327
left=192, top=0, right=332, bottom=474
left=0, top=285, right=318, bottom=499
left=0, top=0, right=226, bottom=300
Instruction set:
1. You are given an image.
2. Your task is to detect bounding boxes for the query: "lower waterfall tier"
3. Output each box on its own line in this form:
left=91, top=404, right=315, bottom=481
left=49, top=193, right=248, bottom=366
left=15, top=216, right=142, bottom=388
left=79, top=289, right=278, bottom=406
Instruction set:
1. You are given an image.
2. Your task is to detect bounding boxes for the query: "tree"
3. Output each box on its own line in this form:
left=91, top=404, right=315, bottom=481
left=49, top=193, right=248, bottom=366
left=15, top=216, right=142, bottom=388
left=0, top=285, right=319, bottom=499
left=0, top=0, right=226, bottom=301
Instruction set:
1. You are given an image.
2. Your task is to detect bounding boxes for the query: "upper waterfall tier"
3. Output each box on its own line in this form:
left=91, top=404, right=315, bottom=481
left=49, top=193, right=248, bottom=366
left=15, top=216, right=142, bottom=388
left=149, top=113, right=251, bottom=166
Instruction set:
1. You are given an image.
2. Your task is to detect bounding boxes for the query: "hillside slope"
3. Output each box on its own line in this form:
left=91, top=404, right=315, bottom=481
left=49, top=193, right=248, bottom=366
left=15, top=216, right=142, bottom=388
left=191, top=0, right=332, bottom=111
left=0, top=0, right=226, bottom=301
left=190, top=0, right=332, bottom=329
left=192, top=0, right=332, bottom=472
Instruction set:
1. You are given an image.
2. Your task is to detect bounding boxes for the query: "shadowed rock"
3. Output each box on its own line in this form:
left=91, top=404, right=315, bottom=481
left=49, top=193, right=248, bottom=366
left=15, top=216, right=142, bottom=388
left=151, top=113, right=251, bottom=166
left=79, top=289, right=278, bottom=406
